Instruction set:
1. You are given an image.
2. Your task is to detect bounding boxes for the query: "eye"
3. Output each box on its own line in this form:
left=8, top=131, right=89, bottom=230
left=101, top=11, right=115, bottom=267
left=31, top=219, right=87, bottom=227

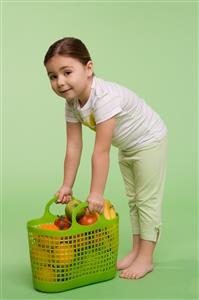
left=49, top=75, right=57, bottom=80
left=64, top=71, right=72, bottom=76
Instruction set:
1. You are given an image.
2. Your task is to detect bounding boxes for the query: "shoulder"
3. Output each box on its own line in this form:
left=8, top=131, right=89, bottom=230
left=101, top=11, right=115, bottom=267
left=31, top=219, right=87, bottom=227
left=90, top=77, right=123, bottom=124
left=93, top=76, right=121, bottom=97
left=92, top=76, right=122, bottom=106
left=93, top=76, right=136, bottom=103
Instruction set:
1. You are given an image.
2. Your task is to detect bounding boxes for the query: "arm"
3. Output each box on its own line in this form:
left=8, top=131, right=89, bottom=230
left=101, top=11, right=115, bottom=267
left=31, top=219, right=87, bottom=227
left=63, top=122, right=83, bottom=187
left=57, top=122, right=82, bottom=203
left=88, top=117, right=116, bottom=212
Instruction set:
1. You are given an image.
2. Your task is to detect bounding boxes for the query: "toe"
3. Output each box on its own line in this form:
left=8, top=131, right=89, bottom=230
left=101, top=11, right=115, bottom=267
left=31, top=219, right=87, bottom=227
left=119, top=271, right=125, bottom=278
left=123, top=269, right=134, bottom=279
left=128, top=271, right=137, bottom=279
left=134, top=273, right=140, bottom=279
left=127, top=272, right=133, bottom=279
left=132, top=273, right=137, bottom=279
left=119, top=269, right=129, bottom=278
left=125, top=271, right=131, bottom=279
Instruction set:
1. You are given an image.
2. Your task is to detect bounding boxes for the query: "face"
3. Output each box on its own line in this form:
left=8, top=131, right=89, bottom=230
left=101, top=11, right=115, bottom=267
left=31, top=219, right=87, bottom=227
left=45, top=55, right=93, bottom=103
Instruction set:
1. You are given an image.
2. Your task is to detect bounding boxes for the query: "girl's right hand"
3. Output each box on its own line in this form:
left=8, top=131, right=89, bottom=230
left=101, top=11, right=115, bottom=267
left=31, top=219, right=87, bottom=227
left=55, top=185, right=72, bottom=204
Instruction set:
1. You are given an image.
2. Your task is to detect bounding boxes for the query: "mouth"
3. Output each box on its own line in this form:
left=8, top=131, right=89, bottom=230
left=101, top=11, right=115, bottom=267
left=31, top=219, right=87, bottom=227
left=60, top=88, right=72, bottom=94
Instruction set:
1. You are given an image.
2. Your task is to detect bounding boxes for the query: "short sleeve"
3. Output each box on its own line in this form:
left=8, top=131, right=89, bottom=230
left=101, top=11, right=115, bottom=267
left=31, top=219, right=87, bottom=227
left=93, top=94, right=123, bottom=124
left=65, top=101, right=80, bottom=123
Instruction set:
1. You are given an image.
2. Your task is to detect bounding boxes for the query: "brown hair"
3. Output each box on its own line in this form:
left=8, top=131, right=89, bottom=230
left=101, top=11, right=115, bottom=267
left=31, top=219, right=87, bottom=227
left=43, top=37, right=93, bottom=71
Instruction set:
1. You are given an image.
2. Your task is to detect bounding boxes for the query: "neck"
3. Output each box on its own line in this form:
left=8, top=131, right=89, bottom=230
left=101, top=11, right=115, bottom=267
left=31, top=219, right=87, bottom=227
left=78, top=76, right=94, bottom=107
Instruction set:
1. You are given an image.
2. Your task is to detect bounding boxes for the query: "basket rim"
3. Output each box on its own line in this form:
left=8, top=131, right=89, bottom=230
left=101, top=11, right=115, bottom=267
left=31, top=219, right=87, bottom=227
left=27, top=213, right=119, bottom=236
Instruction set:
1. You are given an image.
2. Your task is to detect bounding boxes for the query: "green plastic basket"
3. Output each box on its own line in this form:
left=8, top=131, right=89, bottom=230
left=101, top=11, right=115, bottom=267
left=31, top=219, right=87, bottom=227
left=27, top=196, right=119, bottom=293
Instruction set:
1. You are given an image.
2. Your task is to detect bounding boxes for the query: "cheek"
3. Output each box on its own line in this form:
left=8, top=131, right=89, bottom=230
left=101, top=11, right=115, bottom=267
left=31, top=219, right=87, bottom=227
left=75, top=76, right=86, bottom=89
left=50, top=83, right=60, bottom=96
left=50, top=82, right=57, bottom=92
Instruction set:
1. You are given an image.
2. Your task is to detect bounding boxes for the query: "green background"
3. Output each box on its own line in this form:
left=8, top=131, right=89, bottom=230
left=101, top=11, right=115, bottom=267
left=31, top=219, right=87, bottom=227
left=1, top=1, right=198, bottom=299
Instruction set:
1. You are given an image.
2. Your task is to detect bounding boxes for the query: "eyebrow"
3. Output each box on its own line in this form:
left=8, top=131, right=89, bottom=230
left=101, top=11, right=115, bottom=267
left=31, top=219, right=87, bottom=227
left=47, top=66, right=74, bottom=75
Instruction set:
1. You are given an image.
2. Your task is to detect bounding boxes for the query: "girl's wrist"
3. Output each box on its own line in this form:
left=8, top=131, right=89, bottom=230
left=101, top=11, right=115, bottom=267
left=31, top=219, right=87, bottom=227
left=89, top=191, right=103, bottom=198
left=62, top=182, right=72, bottom=188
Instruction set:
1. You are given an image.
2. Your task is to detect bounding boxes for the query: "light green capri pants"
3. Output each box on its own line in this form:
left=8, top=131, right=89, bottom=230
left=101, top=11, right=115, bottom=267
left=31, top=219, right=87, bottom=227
left=118, top=134, right=168, bottom=242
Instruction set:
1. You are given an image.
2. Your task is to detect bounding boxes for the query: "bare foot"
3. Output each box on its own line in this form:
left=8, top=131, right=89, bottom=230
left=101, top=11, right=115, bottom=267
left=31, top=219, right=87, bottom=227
left=117, top=250, right=139, bottom=270
left=119, top=254, right=153, bottom=279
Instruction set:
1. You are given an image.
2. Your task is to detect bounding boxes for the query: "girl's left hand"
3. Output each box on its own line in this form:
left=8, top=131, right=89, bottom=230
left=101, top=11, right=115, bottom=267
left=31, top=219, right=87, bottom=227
left=87, top=193, right=104, bottom=213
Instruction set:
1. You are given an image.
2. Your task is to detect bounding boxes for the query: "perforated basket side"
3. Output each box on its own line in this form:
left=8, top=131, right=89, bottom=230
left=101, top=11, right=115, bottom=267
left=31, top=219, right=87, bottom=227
left=27, top=197, right=119, bottom=292
left=28, top=219, right=118, bottom=284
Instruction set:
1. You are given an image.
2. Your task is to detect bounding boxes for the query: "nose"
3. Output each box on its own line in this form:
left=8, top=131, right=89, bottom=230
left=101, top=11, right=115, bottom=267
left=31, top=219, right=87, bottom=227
left=57, top=75, right=65, bottom=87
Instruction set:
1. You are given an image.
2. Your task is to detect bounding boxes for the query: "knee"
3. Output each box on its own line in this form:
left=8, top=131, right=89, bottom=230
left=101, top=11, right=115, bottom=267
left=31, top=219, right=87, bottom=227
left=127, top=193, right=137, bottom=208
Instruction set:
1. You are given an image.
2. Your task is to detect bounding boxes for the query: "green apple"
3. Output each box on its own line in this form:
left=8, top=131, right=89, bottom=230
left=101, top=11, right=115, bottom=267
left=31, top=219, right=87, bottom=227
left=65, top=198, right=84, bottom=220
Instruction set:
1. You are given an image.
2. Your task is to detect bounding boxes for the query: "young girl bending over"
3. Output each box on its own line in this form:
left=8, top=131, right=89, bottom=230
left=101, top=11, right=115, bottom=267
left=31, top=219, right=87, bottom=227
left=44, top=37, right=168, bottom=280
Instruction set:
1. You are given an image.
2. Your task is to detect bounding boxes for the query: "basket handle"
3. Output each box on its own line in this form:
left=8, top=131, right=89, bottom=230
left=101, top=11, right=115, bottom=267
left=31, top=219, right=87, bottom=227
left=42, top=196, right=106, bottom=227
left=71, top=201, right=88, bottom=224
left=43, top=195, right=78, bottom=218
left=70, top=201, right=105, bottom=228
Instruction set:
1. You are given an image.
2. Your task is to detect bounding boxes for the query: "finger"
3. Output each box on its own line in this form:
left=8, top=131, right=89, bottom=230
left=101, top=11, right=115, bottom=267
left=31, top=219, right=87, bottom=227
left=100, top=203, right=104, bottom=213
left=56, top=194, right=64, bottom=203
left=55, top=190, right=61, bottom=200
left=88, top=203, right=94, bottom=213
left=92, top=204, right=99, bottom=212
left=96, top=206, right=103, bottom=214
left=61, top=195, right=70, bottom=204
left=55, top=192, right=59, bottom=198
left=92, top=204, right=102, bottom=214
left=99, top=207, right=104, bottom=214
left=94, top=202, right=103, bottom=212
left=66, top=195, right=72, bottom=202
left=61, top=195, right=67, bottom=204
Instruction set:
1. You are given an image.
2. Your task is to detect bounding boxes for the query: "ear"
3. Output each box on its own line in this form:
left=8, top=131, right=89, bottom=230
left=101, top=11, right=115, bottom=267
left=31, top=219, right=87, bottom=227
left=86, top=60, right=94, bottom=77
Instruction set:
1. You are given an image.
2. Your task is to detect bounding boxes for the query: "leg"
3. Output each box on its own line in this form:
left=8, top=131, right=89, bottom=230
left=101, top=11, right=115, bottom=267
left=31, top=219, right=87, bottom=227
left=120, top=136, right=167, bottom=279
left=117, top=234, right=141, bottom=270
left=117, top=158, right=141, bottom=270
left=120, top=238, right=156, bottom=279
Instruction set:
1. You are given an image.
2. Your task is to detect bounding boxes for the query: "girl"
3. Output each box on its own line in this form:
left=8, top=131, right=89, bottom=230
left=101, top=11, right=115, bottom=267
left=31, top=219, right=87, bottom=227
left=44, top=37, right=168, bottom=280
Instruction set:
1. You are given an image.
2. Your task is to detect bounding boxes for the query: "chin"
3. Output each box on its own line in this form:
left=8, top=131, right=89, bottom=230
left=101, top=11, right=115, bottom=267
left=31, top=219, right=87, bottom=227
left=66, top=96, right=76, bottom=102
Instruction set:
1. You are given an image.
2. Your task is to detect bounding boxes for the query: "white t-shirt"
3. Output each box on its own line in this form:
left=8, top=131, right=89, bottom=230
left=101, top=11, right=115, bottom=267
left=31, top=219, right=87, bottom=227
left=65, top=76, right=167, bottom=151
